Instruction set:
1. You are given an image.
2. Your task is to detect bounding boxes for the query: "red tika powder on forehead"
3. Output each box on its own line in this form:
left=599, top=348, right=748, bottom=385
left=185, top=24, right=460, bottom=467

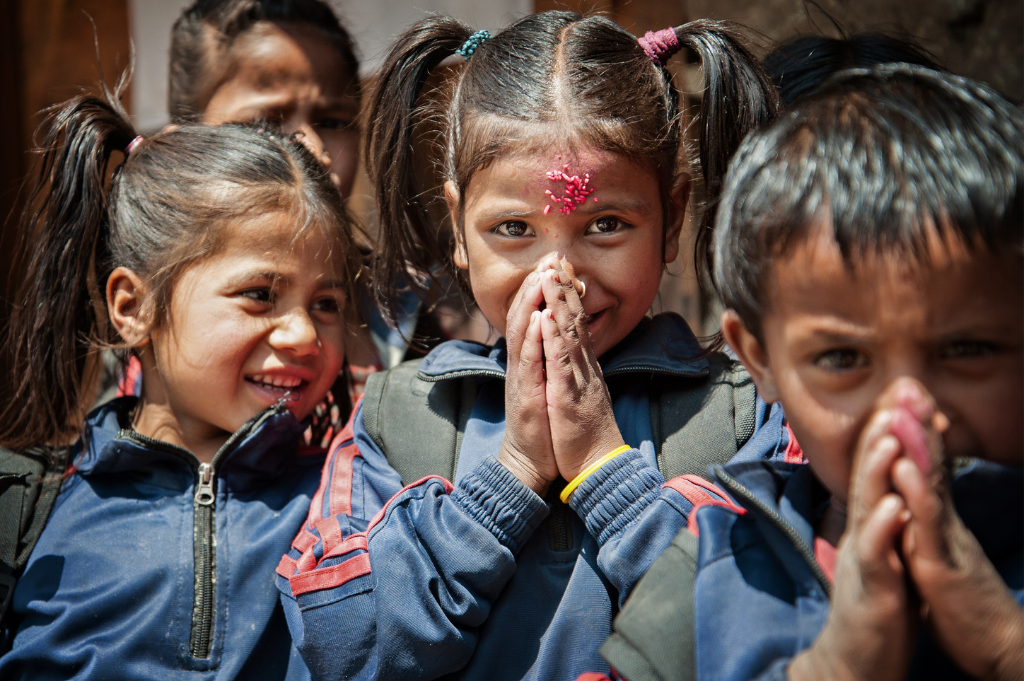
left=543, top=165, right=594, bottom=214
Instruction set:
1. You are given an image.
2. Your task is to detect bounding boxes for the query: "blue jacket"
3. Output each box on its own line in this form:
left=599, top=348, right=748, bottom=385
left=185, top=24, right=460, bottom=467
left=683, top=457, right=1024, bottom=681
left=276, top=314, right=789, bottom=681
left=1, top=397, right=324, bottom=680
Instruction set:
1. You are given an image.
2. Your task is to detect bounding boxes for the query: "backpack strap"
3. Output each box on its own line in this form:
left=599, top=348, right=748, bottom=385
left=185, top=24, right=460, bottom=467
left=361, top=359, right=480, bottom=485
left=599, top=526, right=700, bottom=681
left=652, top=352, right=756, bottom=479
left=0, top=445, right=69, bottom=624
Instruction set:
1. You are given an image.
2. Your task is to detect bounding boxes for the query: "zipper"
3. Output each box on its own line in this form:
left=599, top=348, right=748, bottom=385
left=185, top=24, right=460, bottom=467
left=713, top=466, right=833, bottom=597
left=546, top=481, right=574, bottom=552
left=116, top=402, right=287, bottom=659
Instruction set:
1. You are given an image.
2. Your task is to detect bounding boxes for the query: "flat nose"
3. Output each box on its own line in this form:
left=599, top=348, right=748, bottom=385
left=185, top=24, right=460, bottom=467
left=270, top=308, right=320, bottom=357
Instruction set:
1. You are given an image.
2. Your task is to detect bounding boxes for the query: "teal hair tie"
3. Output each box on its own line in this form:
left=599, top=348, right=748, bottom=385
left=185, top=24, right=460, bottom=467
left=456, top=30, right=490, bottom=60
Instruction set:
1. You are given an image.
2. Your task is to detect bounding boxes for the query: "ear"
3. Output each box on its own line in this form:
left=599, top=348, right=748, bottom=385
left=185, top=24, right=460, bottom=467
left=107, top=267, right=151, bottom=347
left=720, top=309, right=778, bottom=403
left=663, top=173, right=691, bottom=264
left=445, top=180, right=469, bottom=270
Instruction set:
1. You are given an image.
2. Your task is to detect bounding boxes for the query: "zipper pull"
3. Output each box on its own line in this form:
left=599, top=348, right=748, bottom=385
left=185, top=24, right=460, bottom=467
left=194, top=463, right=216, bottom=506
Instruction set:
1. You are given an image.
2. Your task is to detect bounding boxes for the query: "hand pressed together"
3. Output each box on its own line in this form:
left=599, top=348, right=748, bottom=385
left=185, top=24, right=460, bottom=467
left=497, top=255, right=625, bottom=495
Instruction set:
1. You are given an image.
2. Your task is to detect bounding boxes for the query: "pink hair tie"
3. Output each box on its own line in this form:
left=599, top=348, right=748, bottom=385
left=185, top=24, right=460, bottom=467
left=639, top=28, right=680, bottom=67
left=125, top=135, right=144, bottom=156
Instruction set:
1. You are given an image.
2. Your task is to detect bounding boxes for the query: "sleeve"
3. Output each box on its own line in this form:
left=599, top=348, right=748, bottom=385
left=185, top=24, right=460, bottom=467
left=276, top=403, right=549, bottom=681
left=568, top=402, right=791, bottom=606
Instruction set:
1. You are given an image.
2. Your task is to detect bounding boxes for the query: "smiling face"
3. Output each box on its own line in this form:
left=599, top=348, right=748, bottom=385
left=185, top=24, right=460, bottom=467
left=131, top=212, right=346, bottom=458
left=724, top=224, right=1024, bottom=501
left=449, top=148, right=686, bottom=358
left=203, top=22, right=360, bottom=197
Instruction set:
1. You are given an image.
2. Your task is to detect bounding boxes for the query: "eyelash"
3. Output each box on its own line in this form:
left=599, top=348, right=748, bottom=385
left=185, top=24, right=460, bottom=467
left=941, top=339, right=998, bottom=360
left=494, top=221, right=532, bottom=237
left=239, top=288, right=342, bottom=315
left=814, top=349, right=868, bottom=371
left=585, top=216, right=629, bottom=234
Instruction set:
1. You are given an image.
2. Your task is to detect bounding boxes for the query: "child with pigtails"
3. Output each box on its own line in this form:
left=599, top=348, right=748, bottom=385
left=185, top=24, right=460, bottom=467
left=276, top=11, right=793, bottom=680
left=0, top=78, right=361, bottom=678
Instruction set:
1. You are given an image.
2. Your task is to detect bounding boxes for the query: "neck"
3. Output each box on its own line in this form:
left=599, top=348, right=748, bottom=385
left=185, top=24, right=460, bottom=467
left=132, top=397, right=228, bottom=464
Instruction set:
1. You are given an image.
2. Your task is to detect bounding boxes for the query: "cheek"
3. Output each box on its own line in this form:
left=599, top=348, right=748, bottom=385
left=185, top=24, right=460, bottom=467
left=944, top=378, right=1024, bottom=465
left=325, top=132, right=360, bottom=197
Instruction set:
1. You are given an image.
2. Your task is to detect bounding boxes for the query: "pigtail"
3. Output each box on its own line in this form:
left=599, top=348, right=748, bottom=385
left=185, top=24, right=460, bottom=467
left=668, top=20, right=780, bottom=287
left=365, top=15, right=472, bottom=326
left=0, top=80, right=136, bottom=449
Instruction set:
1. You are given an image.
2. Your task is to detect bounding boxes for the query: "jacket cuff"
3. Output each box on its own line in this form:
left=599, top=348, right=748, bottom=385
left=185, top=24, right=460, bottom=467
left=569, top=449, right=662, bottom=545
left=452, top=457, right=549, bottom=555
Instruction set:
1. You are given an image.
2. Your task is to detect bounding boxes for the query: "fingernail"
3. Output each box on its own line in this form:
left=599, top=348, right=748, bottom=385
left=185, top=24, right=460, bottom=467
left=530, top=310, right=540, bottom=323
left=546, top=309, right=555, bottom=320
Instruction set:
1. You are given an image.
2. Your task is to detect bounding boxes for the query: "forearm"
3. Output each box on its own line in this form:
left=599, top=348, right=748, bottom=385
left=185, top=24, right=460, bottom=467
left=287, top=459, right=549, bottom=680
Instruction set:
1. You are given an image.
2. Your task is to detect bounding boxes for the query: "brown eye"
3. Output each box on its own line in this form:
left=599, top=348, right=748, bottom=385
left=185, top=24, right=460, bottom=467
left=814, top=349, right=868, bottom=371
left=495, top=221, right=531, bottom=237
left=586, top=216, right=627, bottom=234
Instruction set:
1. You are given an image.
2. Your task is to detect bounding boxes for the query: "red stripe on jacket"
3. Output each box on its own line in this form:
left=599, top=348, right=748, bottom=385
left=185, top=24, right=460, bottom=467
left=283, top=475, right=455, bottom=595
left=662, top=474, right=746, bottom=537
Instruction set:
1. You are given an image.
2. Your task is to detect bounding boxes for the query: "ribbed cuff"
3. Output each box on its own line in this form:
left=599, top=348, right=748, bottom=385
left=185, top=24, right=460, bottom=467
left=569, top=449, right=662, bottom=545
left=452, top=457, right=549, bottom=555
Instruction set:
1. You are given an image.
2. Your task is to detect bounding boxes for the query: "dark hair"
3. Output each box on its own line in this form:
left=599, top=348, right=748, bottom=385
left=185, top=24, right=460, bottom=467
left=0, top=77, right=359, bottom=450
left=713, top=64, right=1024, bottom=338
left=764, top=32, right=943, bottom=106
left=365, top=11, right=780, bottom=325
left=169, top=0, right=359, bottom=122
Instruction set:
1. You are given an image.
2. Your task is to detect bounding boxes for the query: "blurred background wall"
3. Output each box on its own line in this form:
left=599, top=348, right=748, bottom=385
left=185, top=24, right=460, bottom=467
left=0, top=0, right=1021, bottom=366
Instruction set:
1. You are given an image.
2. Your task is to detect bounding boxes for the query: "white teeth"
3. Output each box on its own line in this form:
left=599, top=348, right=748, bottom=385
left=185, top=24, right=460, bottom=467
left=249, top=374, right=302, bottom=389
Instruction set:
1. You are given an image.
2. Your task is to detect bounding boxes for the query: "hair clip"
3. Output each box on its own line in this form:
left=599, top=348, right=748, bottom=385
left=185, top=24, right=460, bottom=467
left=125, top=135, right=144, bottom=156
left=638, top=28, right=680, bottom=67
left=456, top=30, right=491, bottom=60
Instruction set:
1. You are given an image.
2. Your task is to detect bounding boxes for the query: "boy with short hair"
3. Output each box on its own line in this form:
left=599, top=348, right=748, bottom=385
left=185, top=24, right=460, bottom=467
left=598, top=64, right=1023, bottom=681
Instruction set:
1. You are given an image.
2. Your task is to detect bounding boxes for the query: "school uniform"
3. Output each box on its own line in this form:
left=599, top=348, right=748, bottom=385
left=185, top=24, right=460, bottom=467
left=276, top=313, right=789, bottom=681
left=642, top=456, right=1024, bottom=681
left=0, top=397, right=323, bottom=680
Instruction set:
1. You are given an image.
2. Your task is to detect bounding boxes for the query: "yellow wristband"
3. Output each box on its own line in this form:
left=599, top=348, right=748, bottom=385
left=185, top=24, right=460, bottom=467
left=559, top=444, right=632, bottom=504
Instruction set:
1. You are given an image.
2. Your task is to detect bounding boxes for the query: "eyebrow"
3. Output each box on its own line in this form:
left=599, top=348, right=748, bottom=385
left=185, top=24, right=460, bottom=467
left=227, top=270, right=347, bottom=290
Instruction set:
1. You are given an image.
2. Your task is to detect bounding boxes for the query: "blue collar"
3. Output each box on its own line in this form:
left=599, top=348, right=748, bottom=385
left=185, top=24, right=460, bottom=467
left=74, top=397, right=309, bottom=480
left=416, top=313, right=709, bottom=382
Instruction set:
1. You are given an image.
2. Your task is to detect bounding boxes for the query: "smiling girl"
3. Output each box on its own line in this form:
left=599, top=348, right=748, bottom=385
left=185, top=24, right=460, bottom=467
left=0, top=81, right=358, bottom=679
left=276, top=11, right=785, bottom=680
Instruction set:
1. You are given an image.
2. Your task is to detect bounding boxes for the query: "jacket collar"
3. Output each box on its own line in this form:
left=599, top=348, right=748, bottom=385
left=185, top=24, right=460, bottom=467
left=713, top=460, right=833, bottom=595
left=416, top=313, right=709, bottom=382
left=74, top=397, right=309, bottom=480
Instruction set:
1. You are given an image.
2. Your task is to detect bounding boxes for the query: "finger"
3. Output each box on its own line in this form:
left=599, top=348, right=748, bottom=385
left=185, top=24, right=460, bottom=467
left=541, top=268, right=588, bottom=373
left=505, top=271, right=545, bottom=365
left=892, top=457, right=952, bottom=565
left=541, top=307, right=575, bottom=387
left=856, top=493, right=909, bottom=590
left=849, top=418, right=902, bottom=529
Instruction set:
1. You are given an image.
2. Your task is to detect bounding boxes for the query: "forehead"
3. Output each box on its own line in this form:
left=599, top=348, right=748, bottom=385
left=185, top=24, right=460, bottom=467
left=765, top=225, right=1023, bottom=330
left=215, top=211, right=338, bottom=264
left=218, top=22, right=357, bottom=101
left=463, top=147, right=659, bottom=210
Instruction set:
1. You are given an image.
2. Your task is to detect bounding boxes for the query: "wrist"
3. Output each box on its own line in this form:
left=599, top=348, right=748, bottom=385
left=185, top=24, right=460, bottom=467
left=565, top=436, right=627, bottom=482
left=498, top=444, right=551, bottom=497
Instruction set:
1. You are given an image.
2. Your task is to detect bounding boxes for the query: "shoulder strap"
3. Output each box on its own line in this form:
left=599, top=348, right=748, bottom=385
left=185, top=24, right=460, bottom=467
left=0, top=444, right=69, bottom=623
left=600, top=526, right=700, bottom=681
left=652, top=353, right=756, bottom=479
left=361, top=360, right=479, bottom=485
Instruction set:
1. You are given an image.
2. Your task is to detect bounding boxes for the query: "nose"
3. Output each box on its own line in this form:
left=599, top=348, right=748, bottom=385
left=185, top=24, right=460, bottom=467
left=269, top=308, right=321, bottom=357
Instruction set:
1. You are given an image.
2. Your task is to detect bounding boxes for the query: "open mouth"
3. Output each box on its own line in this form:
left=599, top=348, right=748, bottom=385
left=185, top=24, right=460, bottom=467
left=245, top=374, right=306, bottom=402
